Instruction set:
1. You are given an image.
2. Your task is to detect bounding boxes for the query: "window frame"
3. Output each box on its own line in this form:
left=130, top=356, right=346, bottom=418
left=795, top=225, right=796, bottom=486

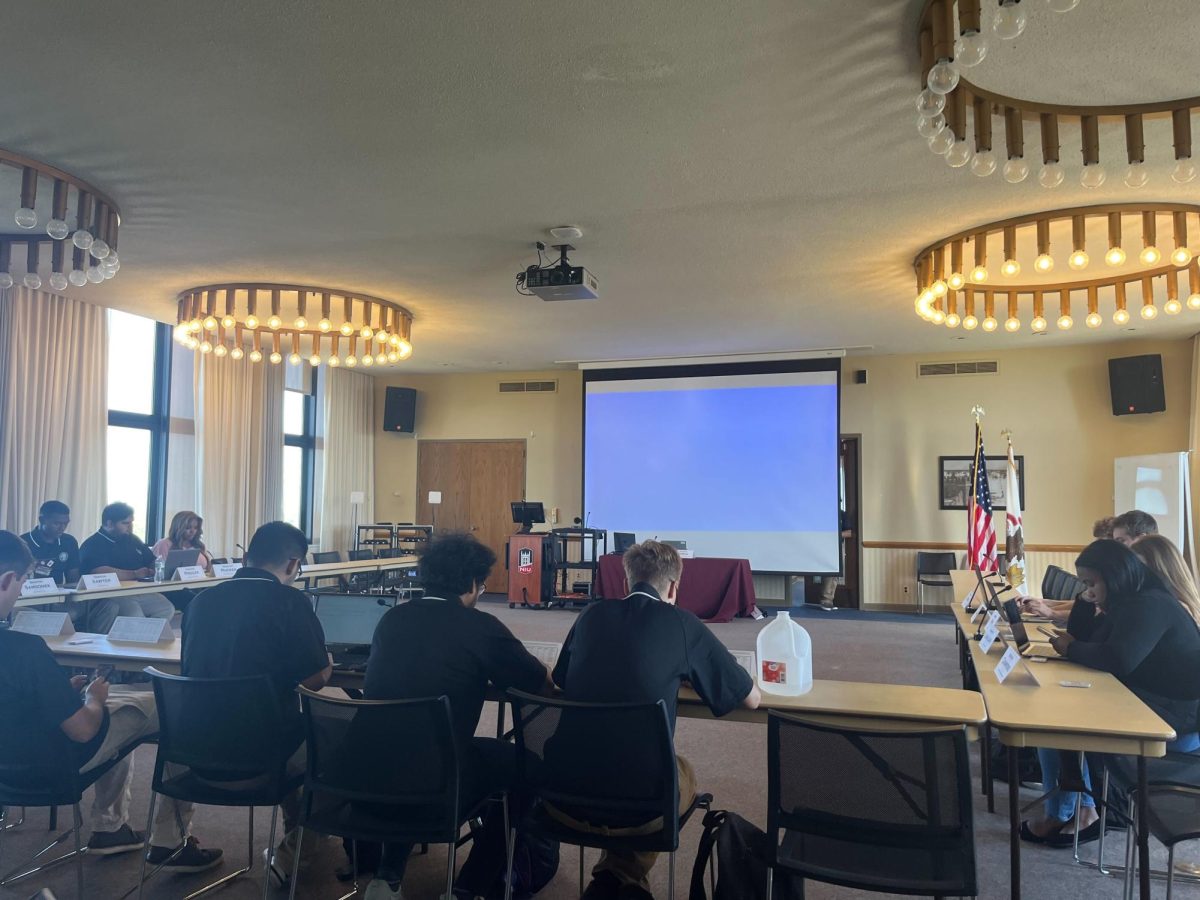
left=284, top=369, right=318, bottom=538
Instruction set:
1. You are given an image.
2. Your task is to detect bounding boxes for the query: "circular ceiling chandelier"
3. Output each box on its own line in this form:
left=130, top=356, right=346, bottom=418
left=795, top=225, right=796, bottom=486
left=0, top=148, right=122, bottom=291
left=175, top=283, right=414, bottom=368
left=915, top=0, right=1199, bottom=188
left=913, top=203, right=1200, bottom=332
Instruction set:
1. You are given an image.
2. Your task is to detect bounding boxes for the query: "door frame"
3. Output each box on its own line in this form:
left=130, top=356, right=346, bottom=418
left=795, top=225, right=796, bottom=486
left=841, top=433, right=862, bottom=609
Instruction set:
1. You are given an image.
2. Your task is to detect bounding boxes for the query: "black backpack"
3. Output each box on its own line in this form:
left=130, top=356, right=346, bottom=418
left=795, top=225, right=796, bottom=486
left=688, top=810, right=804, bottom=900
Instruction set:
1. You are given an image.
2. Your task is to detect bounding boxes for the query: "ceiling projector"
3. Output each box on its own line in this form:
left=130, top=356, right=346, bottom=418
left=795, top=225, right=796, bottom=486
left=517, top=243, right=599, bottom=301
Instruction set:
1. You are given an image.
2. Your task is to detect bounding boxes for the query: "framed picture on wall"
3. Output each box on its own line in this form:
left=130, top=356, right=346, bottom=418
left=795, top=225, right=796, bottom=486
left=939, top=455, right=1024, bottom=511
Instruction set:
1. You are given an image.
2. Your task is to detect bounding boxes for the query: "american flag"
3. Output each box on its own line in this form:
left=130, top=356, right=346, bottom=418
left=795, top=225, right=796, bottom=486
left=968, top=422, right=999, bottom=572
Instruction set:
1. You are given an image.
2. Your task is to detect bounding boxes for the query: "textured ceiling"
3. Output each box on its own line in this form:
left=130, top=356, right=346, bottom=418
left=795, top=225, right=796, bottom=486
left=1, top=0, right=1197, bottom=373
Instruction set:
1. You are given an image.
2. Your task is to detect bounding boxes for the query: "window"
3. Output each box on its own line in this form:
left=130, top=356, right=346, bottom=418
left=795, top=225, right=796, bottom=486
left=282, top=366, right=317, bottom=536
left=106, top=309, right=172, bottom=540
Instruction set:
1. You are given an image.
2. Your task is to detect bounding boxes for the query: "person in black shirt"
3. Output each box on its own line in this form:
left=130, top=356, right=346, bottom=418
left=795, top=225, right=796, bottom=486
left=78, top=502, right=175, bottom=626
left=179, top=520, right=331, bottom=883
left=552, top=540, right=760, bottom=900
left=362, top=533, right=550, bottom=900
left=0, top=530, right=222, bottom=872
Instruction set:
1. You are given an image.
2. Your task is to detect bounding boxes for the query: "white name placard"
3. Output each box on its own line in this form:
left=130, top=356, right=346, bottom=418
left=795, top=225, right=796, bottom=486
left=173, top=566, right=207, bottom=583
left=678, top=550, right=695, bottom=559
left=522, top=641, right=562, bottom=668
left=731, top=650, right=758, bottom=681
left=994, top=646, right=1022, bottom=683
left=20, top=577, right=61, bottom=598
left=212, top=563, right=242, bottom=578
left=979, top=623, right=1000, bottom=654
left=11, top=610, right=75, bottom=636
left=969, top=602, right=985, bottom=625
left=80, top=573, right=121, bottom=591
left=961, top=588, right=978, bottom=610
left=986, top=609, right=1001, bottom=628
left=107, top=616, right=173, bottom=644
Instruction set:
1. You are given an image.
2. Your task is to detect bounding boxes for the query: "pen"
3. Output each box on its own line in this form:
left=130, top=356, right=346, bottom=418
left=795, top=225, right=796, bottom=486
left=67, top=639, right=94, bottom=645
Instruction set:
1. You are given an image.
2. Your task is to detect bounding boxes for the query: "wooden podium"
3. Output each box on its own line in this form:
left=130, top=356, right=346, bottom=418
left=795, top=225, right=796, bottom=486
left=507, top=533, right=553, bottom=608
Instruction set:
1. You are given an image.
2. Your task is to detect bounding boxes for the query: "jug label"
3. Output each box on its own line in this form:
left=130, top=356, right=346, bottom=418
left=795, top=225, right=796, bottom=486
left=762, top=660, right=787, bottom=684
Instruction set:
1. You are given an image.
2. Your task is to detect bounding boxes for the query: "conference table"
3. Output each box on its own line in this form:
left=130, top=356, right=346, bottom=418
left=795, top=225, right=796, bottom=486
left=593, top=554, right=758, bottom=622
left=948, top=569, right=1173, bottom=900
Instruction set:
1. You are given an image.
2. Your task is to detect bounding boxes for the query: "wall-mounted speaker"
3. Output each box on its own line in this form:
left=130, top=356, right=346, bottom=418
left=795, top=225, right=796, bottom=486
left=383, top=386, right=417, bottom=432
left=1108, top=354, right=1165, bottom=416
left=854, top=369, right=868, bottom=384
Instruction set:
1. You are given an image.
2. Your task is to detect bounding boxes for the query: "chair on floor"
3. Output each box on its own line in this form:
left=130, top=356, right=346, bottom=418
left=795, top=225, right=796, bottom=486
left=506, top=689, right=713, bottom=900
left=288, top=688, right=510, bottom=900
left=343, top=549, right=379, bottom=592
left=765, top=712, right=977, bottom=898
left=136, top=667, right=303, bottom=900
left=0, top=746, right=139, bottom=898
left=915, top=552, right=957, bottom=613
left=307, top=550, right=343, bottom=591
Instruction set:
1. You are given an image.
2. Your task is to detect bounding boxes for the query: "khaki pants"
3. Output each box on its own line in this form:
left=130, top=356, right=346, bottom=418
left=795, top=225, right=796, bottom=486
left=546, top=755, right=697, bottom=892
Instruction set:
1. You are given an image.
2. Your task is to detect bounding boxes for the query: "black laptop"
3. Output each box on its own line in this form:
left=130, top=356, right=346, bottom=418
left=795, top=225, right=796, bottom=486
left=313, top=595, right=393, bottom=671
left=1001, top=597, right=1066, bottom=660
left=612, top=532, right=636, bottom=554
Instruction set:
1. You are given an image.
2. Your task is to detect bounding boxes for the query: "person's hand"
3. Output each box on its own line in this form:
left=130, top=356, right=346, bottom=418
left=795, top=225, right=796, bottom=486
left=1050, top=633, right=1075, bottom=655
left=69, top=675, right=87, bottom=691
left=84, top=677, right=110, bottom=705
left=1021, top=597, right=1054, bottom=619
left=136, top=567, right=154, bottom=579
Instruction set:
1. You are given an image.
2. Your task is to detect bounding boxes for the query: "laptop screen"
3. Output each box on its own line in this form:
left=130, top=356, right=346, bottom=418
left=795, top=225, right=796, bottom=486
left=314, top=595, right=391, bottom=647
left=1001, top=598, right=1031, bottom=647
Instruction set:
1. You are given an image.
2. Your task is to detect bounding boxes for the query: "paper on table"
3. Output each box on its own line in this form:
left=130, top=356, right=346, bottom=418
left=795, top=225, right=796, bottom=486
left=11, top=610, right=75, bottom=637
left=107, top=616, right=173, bottom=644
left=522, top=641, right=562, bottom=669
left=20, top=577, right=63, bottom=598
left=80, top=573, right=121, bottom=590
left=731, top=650, right=757, bottom=681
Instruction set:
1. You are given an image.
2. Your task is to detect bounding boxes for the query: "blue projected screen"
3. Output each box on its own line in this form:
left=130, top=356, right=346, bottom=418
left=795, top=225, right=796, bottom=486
left=583, top=365, right=841, bottom=572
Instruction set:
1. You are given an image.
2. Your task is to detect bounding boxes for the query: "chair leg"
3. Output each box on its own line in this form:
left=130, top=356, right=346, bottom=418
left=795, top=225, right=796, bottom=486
left=1094, top=768, right=1111, bottom=874
left=287, top=825, right=304, bottom=900
left=135, top=790, right=158, bottom=900
left=669, top=851, right=675, bottom=900
left=1072, top=788, right=1083, bottom=857
left=579, top=846, right=586, bottom=896
left=73, top=804, right=83, bottom=900
left=444, top=837, right=457, bottom=900
left=766, top=865, right=774, bottom=900
left=1123, top=796, right=1136, bottom=900
left=502, top=794, right=515, bottom=900
left=1167, top=845, right=1176, bottom=900
left=262, top=806, right=278, bottom=900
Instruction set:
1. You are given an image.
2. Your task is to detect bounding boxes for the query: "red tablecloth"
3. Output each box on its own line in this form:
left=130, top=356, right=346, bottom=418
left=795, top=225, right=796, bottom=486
left=593, top=555, right=758, bottom=623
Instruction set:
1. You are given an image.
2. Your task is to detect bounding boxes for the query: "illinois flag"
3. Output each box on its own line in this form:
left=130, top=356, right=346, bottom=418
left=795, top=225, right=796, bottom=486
left=1004, top=435, right=1027, bottom=589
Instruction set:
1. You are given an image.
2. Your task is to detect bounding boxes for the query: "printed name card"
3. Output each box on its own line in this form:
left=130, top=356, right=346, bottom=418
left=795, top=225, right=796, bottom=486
left=173, top=566, right=207, bottom=583
left=979, top=622, right=1000, bottom=654
left=20, top=577, right=61, bottom=598
left=11, top=610, right=75, bottom=637
left=678, top=550, right=695, bottom=559
left=107, top=616, right=173, bottom=644
left=212, top=563, right=242, bottom=578
left=731, top=650, right=758, bottom=681
left=994, top=647, right=1022, bottom=684
left=961, top=588, right=978, bottom=610
left=985, top=610, right=1001, bottom=629
left=522, top=641, right=563, bottom=668
left=969, top=602, right=986, bottom=624
left=80, top=573, right=121, bottom=591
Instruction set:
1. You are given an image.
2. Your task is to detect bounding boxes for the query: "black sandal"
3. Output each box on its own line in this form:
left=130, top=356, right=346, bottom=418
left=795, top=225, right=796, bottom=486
left=1020, top=820, right=1065, bottom=844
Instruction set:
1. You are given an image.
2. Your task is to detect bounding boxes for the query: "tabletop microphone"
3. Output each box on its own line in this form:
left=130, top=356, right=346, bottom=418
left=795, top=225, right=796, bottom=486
left=584, top=511, right=591, bottom=529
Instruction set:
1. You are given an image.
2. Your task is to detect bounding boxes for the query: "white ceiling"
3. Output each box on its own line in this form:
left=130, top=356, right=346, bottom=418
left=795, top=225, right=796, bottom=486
left=1, top=0, right=1198, bottom=373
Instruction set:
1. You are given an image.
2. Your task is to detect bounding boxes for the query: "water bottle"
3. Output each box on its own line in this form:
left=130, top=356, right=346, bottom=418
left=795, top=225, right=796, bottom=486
left=755, top=610, right=813, bottom=696
left=154, top=555, right=165, bottom=583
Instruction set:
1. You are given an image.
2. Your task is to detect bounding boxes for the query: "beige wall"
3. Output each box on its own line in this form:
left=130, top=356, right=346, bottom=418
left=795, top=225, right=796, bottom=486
left=842, top=338, right=1193, bottom=547
left=373, top=370, right=582, bottom=525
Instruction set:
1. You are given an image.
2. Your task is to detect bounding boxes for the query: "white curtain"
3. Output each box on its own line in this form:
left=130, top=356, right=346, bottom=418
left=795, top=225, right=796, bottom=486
left=0, top=288, right=108, bottom=533
left=319, top=367, right=375, bottom=551
left=193, top=351, right=284, bottom=557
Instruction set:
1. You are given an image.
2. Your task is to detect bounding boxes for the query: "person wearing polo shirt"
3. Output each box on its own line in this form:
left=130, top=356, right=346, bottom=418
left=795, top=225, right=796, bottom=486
left=78, top=501, right=175, bottom=624
left=180, top=520, right=331, bottom=884
left=551, top=540, right=761, bottom=900
left=20, top=499, right=121, bottom=631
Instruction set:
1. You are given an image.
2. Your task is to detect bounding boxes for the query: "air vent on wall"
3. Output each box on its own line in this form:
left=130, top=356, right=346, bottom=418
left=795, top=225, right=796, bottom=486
left=917, top=360, right=999, bottom=378
left=498, top=380, right=558, bottom=393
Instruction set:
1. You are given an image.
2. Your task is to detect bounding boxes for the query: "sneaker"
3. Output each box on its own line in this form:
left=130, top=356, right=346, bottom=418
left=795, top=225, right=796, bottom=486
left=146, top=836, right=223, bottom=874
left=87, top=824, right=145, bottom=856
left=364, top=878, right=403, bottom=900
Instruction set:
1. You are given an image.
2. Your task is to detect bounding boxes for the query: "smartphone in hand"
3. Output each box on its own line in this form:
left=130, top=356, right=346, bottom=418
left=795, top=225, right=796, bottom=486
left=95, top=664, right=115, bottom=682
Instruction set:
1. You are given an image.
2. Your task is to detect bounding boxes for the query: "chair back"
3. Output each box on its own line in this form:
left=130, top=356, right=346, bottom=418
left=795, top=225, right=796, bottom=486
left=915, top=552, right=957, bottom=578
left=1040, top=565, right=1062, bottom=598
left=348, top=549, right=375, bottom=561
left=767, top=712, right=976, bottom=895
left=312, top=551, right=342, bottom=564
left=297, top=689, right=463, bottom=843
left=146, top=666, right=295, bottom=802
left=0, top=742, right=92, bottom=807
left=508, top=690, right=679, bottom=832
left=377, top=548, right=402, bottom=559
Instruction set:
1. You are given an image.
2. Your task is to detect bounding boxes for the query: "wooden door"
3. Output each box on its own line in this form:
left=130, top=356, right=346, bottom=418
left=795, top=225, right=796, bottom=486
left=416, top=440, right=527, bottom=593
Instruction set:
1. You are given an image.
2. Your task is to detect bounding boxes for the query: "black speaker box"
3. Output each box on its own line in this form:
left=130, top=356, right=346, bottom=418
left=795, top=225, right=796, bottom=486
left=1108, top=354, right=1165, bottom=416
left=383, top=387, right=417, bottom=432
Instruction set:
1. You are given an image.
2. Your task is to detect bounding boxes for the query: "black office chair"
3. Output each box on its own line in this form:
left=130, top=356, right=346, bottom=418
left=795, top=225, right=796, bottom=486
left=506, top=690, right=712, bottom=900
left=288, top=689, right=509, bottom=900
left=1041, top=565, right=1064, bottom=599
left=136, top=668, right=303, bottom=900
left=765, top=712, right=977, bottom=898
left=307, top=551, right=343, bottom=591
left=343, top=549, right=379, bottom=593
left=915, top=552, right=958, bottom=614
left=0, top=745, right=137, bottom=898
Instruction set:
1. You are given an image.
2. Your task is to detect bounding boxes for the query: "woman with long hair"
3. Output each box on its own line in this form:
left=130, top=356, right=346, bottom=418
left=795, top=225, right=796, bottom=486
left=1131, top=533, right=1200, bottom=627
left=151, top=510, right=211, bottom=570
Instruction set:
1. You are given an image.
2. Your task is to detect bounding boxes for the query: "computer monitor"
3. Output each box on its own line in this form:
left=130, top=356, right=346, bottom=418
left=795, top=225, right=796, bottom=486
left=511, top=501, right=545, bottom=534
left=612, top=532, right=636, bottom=554
left=662, top=539, right=688, bottom=551
left=163, top=548, right=202, bottom=578
left=313, top=595, right=392, bottom=650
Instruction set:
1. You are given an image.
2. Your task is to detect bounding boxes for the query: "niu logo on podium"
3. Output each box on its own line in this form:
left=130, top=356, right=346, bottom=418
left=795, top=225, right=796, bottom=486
left=518, top=548, right=534, bottom=575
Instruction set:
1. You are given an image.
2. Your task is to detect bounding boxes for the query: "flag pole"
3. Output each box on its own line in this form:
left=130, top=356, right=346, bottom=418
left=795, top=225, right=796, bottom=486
left=969, top=405, right=985, bottom=567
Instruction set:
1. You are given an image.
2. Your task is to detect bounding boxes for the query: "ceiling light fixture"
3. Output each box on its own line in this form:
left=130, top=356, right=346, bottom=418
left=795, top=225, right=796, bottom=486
left=174, top=283, right=414, bottom=368
left=915, top=0, right=1197, bottom=190
left=913, top=203, right=1200, bottom=334
left=0, top=148, right=122, bottom=291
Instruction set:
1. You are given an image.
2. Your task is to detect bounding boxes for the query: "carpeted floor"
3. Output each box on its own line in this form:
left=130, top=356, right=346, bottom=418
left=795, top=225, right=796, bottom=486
left=3, top=601, right=1195, bottom=899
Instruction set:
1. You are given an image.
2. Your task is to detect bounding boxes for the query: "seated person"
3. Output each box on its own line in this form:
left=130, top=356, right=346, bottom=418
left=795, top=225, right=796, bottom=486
left=1093, top=516, right=1116, bottom=541
left=0, top=531, right=222, bottom=872
left=20, top=500, right=121, bottom=631
left=362, top=533, right=550, bottom=900
left=151, top=510, right=212, bottom=571
left=78, top=502, right=175, bottom=624
left=1132, top=534, right=1200, bottom=628
left=180, top=520, right=331, bottom=882
left=1111, top=509, right=1158, bottom=546
left=551, top=540, right=761, bottom=900
left=1020, top=516, right=1119, bottom=623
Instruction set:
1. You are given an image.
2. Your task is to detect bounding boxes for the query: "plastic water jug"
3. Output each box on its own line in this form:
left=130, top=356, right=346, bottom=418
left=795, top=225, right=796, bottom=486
left=755, top=610, right=813, bottom=696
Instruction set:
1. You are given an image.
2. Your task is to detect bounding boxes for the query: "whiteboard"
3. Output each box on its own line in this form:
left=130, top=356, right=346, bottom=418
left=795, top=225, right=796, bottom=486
left=1113, top=452, right=1191, bottom=550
